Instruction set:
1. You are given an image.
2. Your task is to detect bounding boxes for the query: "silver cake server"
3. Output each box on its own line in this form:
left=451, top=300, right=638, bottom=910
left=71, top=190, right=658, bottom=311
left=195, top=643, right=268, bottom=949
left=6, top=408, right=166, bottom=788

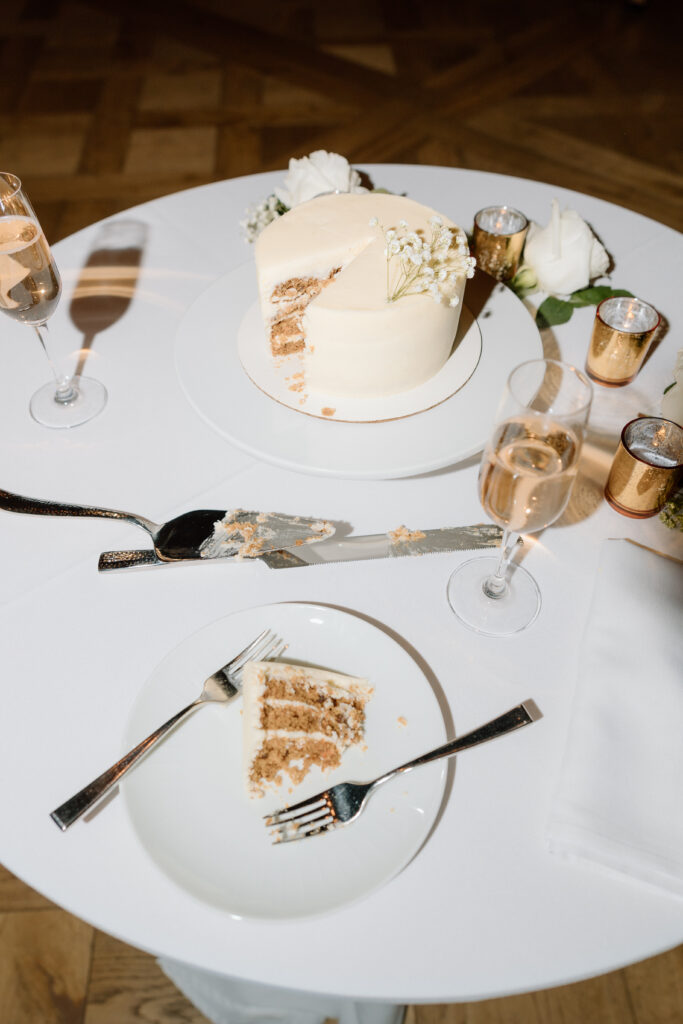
left=0, top=487, right=333, bottom=563
left=97, top=523, right=503, bottom=571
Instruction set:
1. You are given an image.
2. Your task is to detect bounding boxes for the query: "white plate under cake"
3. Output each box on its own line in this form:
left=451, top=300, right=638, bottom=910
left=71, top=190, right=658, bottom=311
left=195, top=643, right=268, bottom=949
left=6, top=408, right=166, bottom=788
left=174, top=265, right=543, bottom=478
left=238, top=299, right=482, bottom=422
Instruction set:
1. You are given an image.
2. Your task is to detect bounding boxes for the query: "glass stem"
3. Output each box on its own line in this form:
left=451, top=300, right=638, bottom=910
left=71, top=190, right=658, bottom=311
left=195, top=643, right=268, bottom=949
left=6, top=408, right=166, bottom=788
left=482, top=529, right=519, bottom=600
left=34, top=324, right=78, bottom=404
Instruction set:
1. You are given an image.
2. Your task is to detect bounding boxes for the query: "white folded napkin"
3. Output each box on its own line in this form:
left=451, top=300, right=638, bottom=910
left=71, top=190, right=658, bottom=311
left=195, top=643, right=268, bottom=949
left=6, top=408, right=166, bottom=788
left=546, top=538, right=683, bottom=898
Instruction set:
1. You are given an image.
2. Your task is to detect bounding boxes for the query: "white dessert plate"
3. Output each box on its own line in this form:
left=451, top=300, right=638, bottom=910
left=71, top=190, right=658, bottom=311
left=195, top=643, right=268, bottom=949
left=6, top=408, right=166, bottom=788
left=237, top=301, right=482, bottom=422
left=122, top=602, right=448, bottom=920
left=175, top=263, right=543, bottom=479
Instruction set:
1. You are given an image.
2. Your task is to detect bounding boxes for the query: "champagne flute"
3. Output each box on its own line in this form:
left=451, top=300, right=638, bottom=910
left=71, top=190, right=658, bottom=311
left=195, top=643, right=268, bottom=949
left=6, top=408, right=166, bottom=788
left=447, top=359, right=593, bottom=636
left=0, top=171, right=107, bottom=428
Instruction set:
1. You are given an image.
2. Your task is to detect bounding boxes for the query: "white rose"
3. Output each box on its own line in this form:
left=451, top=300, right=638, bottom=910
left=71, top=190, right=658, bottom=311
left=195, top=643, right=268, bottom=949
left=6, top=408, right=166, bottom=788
left=523, top=199, right=610, bottom=296
left=661, top=349, right=683, bottom=427
left=274, top=150, right=366, bottom=208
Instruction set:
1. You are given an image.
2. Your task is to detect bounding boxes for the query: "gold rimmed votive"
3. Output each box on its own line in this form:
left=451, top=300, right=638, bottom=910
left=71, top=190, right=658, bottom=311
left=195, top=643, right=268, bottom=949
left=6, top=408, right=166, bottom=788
left=586, top=296, right=661, bottom=387
left=605, top=417, right=683, bottom=518
left=472, top=206, right=528, bottom=281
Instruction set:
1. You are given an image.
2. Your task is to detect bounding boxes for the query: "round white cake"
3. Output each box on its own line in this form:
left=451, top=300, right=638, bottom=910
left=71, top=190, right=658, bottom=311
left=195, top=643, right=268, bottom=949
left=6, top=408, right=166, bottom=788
left=254, top=192, right=473, bottom=400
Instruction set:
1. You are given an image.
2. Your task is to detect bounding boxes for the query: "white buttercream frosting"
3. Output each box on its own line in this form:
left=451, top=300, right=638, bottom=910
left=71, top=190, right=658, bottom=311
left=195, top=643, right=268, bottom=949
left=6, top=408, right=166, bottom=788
left=254, top=192, right=467, bottom=399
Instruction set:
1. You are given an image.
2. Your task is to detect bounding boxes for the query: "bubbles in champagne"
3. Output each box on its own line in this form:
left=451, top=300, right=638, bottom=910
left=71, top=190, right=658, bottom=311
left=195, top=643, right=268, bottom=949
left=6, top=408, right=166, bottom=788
left=479, top=416, right=579, bottom=533
left=0, top=216, right=39, bottom=252
left=0, top=215, right=61, bottom=324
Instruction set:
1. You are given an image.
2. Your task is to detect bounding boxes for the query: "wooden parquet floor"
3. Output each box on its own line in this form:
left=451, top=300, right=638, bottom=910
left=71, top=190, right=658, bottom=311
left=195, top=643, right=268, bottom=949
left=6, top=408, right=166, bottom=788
left=1, top=1, right=682, bottom=1021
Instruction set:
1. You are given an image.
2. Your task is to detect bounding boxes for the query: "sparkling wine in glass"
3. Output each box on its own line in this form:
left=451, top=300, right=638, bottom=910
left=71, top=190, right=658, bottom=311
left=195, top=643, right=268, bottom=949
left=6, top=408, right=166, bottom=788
left=0, top=171, right=107, bottom=428
left=447, top=359, right=593, bottom=636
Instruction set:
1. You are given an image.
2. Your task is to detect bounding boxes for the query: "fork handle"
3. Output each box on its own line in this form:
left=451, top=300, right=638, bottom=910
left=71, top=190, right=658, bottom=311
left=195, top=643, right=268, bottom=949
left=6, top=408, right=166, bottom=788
left=50, top=698, right=201, bottom=830
left=375, top=701, right=539, bottom=787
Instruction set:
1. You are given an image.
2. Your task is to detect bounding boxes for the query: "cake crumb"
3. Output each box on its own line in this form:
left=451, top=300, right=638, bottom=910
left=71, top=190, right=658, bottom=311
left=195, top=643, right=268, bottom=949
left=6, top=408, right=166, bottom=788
left=397, top=716, right=407, bottom=727
left=321, top=407, right=336, bottom=417
left=388, top=526, right=426, bottom=543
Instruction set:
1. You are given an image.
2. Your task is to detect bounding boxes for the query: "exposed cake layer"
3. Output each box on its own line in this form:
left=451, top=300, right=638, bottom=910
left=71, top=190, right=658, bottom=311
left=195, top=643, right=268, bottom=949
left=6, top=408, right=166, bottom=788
left=268, top=269, right=340, bottom=356
left=242, top=660, right=372, bottom=797
left=254, top=192, right=468, bottom=399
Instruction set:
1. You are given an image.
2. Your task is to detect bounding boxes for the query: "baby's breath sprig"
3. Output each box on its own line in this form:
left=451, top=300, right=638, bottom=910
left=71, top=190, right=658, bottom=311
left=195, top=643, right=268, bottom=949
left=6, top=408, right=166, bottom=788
left=370, top=215, right=476, bottom=306
left=241, top=195, right=289, bottom=243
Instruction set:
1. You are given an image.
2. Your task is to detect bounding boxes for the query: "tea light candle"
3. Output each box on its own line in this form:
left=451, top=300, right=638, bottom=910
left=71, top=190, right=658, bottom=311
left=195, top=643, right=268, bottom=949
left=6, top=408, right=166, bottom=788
left=605, top=417, right=683, bottom=518
left=474, top=206, right=528, bottom=235
left=599, top=296, right=660, bottom=333
left=586, top=296, right=661, bottom=387
left=472, top=206, right=528, bottom=281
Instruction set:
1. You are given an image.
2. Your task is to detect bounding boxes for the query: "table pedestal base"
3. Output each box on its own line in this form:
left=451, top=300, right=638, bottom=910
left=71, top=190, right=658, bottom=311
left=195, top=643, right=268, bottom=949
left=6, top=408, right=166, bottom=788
left=159, top=958, right=407, bottom=1024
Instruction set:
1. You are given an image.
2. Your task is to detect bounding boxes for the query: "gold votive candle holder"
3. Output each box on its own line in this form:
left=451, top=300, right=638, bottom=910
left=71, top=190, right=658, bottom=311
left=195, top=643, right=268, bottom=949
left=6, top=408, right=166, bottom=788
left=586, top=296, right=660, bottom=387
left=605, top=417, right=683, bottom=518
left=472, top=206, right=528, bottom=281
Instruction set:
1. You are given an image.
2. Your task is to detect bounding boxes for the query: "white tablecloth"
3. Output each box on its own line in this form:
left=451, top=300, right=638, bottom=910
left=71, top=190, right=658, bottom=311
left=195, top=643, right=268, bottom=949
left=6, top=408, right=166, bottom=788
left=0, top=166, right=681, bottom=1004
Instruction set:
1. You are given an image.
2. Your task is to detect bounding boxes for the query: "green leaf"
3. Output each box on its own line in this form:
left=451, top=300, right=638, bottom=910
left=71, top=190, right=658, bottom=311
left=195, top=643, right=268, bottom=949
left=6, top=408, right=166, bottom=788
left=567, top=286, right=633, bottom=307
left=535, top=286, right=634, bottom=328
left=536, top=296, right=574, bottom=329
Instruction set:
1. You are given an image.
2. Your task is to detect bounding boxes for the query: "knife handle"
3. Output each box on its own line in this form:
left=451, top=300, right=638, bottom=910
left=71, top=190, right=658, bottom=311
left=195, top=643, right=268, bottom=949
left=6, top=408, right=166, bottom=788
left=98, top=549, right=161, bottom=571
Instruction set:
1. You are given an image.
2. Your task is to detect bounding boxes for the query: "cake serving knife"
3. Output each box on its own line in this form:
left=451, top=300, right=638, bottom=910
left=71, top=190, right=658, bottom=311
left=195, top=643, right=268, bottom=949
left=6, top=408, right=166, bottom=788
left=97, top=524, right=504, bottom=571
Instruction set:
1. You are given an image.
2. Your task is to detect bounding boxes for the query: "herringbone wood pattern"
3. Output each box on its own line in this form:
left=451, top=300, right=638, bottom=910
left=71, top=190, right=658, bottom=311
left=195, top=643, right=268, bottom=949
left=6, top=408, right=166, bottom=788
left=1, top=0, right=681, bottom=1021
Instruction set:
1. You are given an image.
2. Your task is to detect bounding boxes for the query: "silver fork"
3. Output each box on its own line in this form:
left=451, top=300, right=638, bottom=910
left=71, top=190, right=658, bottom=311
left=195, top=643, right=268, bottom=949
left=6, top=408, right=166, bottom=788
left=51, top=629, right=286, bottom=831
left=267, top=700, right=541, bottom=843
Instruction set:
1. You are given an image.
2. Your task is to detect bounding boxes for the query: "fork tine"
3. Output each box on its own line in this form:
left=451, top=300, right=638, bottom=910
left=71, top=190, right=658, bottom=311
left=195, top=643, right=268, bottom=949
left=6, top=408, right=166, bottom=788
left=263, top=639, right=288, bottom=662
left=266, top=801, right=328, bottom=827
left=227, top=629, right=271, bottom=675
left=266, top=785, right=330, bottom=819
left=238, top=633, right=276, bottom=667
left=230, top=630, right=280, bottom=674
left=272, top=819, right=336, bottom=844
left=266, top=798, right=327, bottom=826
left=229, top=634, right=287, bottom=685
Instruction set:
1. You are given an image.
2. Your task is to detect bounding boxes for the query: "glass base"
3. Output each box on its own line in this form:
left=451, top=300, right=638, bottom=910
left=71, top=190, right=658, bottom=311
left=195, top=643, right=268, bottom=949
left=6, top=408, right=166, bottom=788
left=30, top=377, right=107, bottom=429
left=446, top=555, right=541, bottom=637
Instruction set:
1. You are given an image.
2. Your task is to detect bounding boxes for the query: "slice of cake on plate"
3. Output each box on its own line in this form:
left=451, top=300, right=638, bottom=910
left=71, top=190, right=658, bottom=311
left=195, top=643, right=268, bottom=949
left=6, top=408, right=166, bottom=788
left=242, top=660, right=373, bottom=798
left=253, top=191, right=475, bottom=400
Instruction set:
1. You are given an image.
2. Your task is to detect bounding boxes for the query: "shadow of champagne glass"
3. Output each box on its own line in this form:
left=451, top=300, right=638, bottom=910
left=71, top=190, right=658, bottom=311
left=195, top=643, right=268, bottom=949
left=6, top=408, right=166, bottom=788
left=70, top=219, right=147, bottom=378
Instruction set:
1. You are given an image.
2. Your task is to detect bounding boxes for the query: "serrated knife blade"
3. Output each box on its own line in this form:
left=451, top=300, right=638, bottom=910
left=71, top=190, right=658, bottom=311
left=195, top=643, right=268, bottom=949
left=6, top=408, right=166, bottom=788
left=258, top=524, right=503, bottom=567
left=97, top=524, right=503, bottom=571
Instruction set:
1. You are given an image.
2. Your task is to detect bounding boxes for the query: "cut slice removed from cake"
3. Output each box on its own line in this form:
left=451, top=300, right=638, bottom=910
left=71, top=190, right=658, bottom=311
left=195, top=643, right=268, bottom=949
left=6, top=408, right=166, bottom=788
left=242, top=660, right=373, bottom=798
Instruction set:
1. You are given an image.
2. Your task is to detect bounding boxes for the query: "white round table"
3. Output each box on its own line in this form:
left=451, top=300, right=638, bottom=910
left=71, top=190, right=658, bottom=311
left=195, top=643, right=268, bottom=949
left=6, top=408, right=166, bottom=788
left=0, top=166, right=681, bottom=1005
